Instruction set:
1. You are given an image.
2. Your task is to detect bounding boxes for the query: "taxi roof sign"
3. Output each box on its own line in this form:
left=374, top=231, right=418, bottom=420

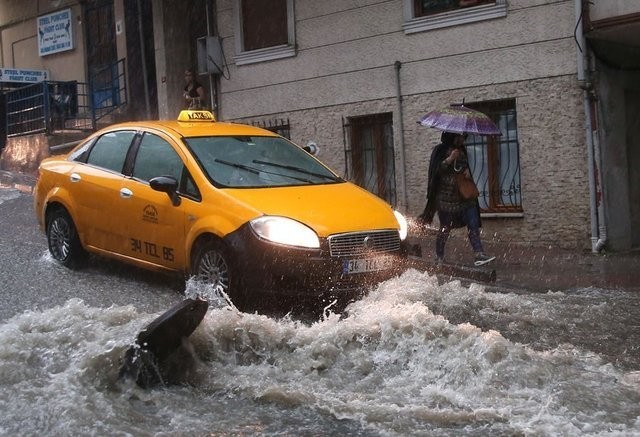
left=178, top=110, right=216, bottom=122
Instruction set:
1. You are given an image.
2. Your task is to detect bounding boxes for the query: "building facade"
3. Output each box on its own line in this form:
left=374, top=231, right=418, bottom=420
left=1, top=0, right=639, bottom=252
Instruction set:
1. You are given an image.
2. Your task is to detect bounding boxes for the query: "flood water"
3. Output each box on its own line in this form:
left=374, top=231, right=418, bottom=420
left=1, top=188, right=640, bottom=435
left=1, top=270, right=640, bottom=435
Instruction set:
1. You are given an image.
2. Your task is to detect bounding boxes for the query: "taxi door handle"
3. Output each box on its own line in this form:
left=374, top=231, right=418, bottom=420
left=70, top=173, right=81, bottom=183
left=119, top=188, right=133, bottom=199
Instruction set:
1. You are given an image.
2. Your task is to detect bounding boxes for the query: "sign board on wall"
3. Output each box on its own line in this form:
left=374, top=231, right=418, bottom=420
left=0, top=68, right=49, bottom=83
left=37, top=8, right=74, bottom=56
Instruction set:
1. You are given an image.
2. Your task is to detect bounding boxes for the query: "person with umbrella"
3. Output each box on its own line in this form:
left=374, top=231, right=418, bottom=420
left=417, top=104, right=498, bottom=267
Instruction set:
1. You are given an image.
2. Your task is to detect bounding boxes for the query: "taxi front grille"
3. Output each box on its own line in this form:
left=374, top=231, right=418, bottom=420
left=328, top=230, right=401, bottom=257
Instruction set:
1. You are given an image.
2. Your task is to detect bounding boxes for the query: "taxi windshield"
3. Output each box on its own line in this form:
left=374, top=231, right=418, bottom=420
left=184, top=136, right=342, bottom=188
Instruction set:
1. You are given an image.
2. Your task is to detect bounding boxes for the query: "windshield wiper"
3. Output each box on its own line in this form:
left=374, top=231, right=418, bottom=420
left=214, top=158, right=260, bottom=174
left=252, top=160, right=340, bottom=181
left=215, top=158, right=312, bottom=183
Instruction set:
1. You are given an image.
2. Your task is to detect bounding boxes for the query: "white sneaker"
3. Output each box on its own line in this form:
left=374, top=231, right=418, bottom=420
left=474, top=253, right=496, bottom=266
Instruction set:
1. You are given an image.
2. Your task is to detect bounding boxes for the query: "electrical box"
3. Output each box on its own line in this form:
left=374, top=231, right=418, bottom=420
left=197, top=36, right=224, bottom=76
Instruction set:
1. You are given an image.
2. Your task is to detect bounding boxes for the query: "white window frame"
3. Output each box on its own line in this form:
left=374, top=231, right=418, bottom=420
left=402, top=0, right=507, bottom=34
left=233, top=0, right=296, bottom=66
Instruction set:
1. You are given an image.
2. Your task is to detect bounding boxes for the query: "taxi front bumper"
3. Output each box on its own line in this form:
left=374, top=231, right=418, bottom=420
left=223, top=224, right=411, bottom=302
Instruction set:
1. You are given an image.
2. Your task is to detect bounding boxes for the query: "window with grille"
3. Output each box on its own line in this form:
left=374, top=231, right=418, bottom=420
left=344, top=113, right=397, bottom=206
left=465, top=99, right=522, bottom=213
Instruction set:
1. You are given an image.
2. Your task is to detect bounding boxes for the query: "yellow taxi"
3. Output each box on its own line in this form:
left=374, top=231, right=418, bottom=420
left=34, top=110, right=409, bottom=310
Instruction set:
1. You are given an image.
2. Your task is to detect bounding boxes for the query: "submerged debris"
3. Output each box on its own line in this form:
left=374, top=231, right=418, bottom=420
left=118, top=298, right=208, bottom=388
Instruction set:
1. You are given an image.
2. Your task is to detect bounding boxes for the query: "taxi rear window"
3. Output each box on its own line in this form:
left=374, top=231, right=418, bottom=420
left=184, top=136, right=341, bottom=188
left=86, top=131, right=136, bottom=173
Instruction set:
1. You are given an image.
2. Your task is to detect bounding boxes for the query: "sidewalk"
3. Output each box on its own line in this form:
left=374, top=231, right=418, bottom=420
left=407, top=229, right=640, bottom=293
left=2, top=169, right=638, bottom=293
left=0, top=169, right=36, bottom=194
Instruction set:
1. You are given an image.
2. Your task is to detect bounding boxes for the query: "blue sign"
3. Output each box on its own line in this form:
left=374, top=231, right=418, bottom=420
left=37, top=9, right=74, bottom=56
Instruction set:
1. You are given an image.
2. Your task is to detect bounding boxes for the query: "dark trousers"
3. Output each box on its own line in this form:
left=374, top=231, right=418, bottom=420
left=436, top=206, right=483, bottom=258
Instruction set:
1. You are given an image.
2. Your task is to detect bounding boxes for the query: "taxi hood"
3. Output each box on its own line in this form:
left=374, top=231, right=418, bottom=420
left=225, top=182, right=399, bottom=238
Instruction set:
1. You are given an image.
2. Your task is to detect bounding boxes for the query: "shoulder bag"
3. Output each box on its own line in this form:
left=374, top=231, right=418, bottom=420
left=453, top=160, right=479, bottom=200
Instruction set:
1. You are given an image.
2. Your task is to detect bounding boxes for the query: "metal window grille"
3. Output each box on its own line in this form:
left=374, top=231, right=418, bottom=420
left=465, top=99, right=522, bottom=212
left=343, top=113, right=397, bottom=206
left=249, top=118, right=291, bottom=139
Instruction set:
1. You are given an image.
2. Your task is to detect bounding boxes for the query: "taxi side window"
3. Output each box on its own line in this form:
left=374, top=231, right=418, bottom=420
left=68, top=138, right=96, bottom=163
left=86, top=131, right=136, bottom=173
left=180, top=168, right=201, bottom=200
left=133, top=133, right=183, bottom=182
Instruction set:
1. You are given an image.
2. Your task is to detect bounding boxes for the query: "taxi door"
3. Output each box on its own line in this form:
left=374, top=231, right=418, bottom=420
left=71, top=130, right=137, bottom=253
left=110, top=131, right=190, bottom=270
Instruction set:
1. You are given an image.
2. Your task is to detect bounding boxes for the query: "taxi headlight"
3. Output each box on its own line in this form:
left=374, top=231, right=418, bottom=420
left=394, top=210, right=408, bottom=241
left=250, top=216, right=320, bottom=249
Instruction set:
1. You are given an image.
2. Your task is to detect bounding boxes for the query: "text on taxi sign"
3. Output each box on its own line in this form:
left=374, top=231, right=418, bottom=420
left=177, top=110, right=216, bottom=122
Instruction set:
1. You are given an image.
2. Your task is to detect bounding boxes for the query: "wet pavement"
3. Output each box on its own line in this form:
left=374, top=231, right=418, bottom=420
left=3, top=168, right=639, bottom=293
left=0, top=169, right=36, bottom=194
left=407, top=228, right=640, bottom=294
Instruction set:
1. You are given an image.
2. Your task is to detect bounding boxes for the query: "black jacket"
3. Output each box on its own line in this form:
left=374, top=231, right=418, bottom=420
left=418, top=141, right=449, bottom=224
left=418, top=136, right=481, bottom=227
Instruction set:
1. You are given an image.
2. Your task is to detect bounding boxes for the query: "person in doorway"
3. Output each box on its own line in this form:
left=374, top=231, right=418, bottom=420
left=183, top=68, right=206, bottom=109
left=418, top=131, right=495, bottom=266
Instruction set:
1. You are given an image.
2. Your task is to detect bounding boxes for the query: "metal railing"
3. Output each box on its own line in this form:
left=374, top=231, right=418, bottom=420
left=5, top=80, right=94, bottom=137
left=90, top=58, right=127, bottom=122
left=3, top=58, right=127, bottom=138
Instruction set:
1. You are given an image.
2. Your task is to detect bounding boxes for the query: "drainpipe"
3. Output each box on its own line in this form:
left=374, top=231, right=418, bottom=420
left=592, top=125, right=607, bottom=252
left=394, top=61, right=408, bottom=211
left=575, top=0, right=607, bottom=252
left=136, top=0, right=151, bottom=119
left=206, top=0, right=218, bottom=117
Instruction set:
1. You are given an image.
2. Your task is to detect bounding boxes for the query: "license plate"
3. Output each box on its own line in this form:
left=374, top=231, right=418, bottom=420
left=343, top=257, right=392, bottom=274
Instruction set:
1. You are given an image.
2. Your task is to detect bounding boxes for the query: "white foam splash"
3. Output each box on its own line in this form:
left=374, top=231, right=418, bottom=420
left=0, top=271, right=639, bottom=435
left=189, top=269, right=640, bottom=434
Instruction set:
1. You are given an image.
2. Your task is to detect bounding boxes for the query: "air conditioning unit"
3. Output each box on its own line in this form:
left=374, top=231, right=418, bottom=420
left=197, top=36, right=224, bottom=76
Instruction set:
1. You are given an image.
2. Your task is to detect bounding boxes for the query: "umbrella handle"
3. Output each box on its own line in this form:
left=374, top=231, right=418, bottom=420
left=453, top=159, right=463, bottom=173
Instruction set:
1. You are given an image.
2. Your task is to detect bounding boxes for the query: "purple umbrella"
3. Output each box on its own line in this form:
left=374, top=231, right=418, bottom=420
left=419, top=104, right=501, bottom=136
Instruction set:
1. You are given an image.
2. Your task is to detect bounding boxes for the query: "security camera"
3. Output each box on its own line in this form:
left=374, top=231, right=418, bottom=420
left=303, top=141, right=319, bottom=156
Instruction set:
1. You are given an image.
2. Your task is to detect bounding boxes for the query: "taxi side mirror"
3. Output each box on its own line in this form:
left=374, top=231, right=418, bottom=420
left=149, top=176, right=182, bottom=206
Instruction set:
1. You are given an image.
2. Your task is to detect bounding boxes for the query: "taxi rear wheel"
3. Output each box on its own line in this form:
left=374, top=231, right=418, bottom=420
left=46, top=208, right=86, bottom=268
left=192, top=239, right=245, bottom=308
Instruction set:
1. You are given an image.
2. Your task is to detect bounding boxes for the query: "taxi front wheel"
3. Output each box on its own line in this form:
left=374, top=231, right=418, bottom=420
left=46, top=208, right=86, bottom=268
left=192, top=239, right=244, bottom=307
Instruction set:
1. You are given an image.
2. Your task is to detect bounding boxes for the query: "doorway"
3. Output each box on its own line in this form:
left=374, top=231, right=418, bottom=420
left=85, top=0, right=119, bottom=111
left=124, top=0, right=158, bottom=119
